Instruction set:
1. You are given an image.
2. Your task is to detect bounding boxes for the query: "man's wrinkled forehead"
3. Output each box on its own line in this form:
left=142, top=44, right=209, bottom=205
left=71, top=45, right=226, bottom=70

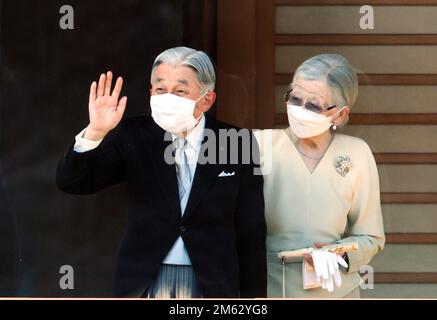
left=151, top=64, right=198, bottom=87
left=153, top=77, right=189, bottom=87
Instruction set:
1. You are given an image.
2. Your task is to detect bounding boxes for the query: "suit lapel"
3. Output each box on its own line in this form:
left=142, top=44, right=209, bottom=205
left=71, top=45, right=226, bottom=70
left=182, top=115, right=221, bottom=222
left=140, top=120, right=181, bottom=216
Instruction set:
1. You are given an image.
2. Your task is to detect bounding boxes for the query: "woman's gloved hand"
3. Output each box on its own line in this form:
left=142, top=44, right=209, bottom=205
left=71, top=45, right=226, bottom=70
left=311, top=249, right=348, bottom=292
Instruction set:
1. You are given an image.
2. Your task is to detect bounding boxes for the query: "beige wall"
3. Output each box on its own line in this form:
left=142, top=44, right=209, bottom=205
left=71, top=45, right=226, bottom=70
left=277, top=6, right=437, bottom=34
left=276, top=46, right=437, bottom=74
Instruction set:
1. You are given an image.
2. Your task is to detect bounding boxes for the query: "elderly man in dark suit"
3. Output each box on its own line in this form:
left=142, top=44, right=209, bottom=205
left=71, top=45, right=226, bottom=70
left=56, top=47, right=266, bottom=298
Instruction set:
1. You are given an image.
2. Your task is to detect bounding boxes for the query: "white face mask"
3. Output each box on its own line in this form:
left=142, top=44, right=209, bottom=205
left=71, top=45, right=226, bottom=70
left=287, top=104, right=346, bottom=138
left=150, top=92, right=207, bottom=134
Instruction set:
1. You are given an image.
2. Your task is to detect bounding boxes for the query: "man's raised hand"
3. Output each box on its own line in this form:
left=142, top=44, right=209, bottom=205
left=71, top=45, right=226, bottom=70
left=85, top=71, right=127, bottom=140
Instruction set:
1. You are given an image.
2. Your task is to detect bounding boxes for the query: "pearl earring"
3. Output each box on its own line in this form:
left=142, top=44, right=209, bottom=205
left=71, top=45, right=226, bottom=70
left=333, top=124, right=337, bottom=131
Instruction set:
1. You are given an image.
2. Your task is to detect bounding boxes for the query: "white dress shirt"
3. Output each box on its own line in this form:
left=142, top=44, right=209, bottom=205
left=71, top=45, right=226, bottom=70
left=73, top=115, right=206, bottom=266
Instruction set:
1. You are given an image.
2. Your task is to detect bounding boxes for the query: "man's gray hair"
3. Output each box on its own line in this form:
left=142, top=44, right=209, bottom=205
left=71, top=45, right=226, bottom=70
left=151, top=46, right=216, bottom=93
left=293, top=54, right=358, bottom=108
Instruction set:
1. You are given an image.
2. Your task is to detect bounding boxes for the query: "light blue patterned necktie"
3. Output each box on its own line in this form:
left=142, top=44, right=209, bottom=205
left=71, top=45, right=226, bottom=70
left=174, top=137, right=191, bottom=201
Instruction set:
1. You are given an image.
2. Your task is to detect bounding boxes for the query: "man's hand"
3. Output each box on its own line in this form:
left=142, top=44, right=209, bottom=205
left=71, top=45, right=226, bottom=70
left=85, top=71, right=127, bottom=141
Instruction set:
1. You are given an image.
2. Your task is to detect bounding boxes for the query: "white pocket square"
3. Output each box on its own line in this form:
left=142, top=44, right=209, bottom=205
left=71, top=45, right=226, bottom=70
left=218, top=171, right=235, bottom=177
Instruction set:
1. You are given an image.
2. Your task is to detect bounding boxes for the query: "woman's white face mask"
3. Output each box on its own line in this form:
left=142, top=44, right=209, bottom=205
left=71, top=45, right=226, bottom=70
left=150, top=92, right=207, bottom=134
left=287, top=104, right=346, bottom=138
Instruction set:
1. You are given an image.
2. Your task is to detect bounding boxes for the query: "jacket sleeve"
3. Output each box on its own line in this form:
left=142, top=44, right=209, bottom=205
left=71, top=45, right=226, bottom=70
left=56, top=123, right=126, bottom=195
left=234, top=133, right=267, bottom=297
left=336, top=142, right=385, bottom=273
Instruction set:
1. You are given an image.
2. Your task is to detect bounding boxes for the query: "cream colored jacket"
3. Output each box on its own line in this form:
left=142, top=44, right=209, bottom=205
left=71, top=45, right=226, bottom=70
left=254, top=128, right=385, bottom=298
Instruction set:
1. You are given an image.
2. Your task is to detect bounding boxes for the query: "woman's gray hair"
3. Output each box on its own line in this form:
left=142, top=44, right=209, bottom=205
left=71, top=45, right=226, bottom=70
left=151, top=46, right=216, bottom=93
left=292, top=54, right=358, bottom=108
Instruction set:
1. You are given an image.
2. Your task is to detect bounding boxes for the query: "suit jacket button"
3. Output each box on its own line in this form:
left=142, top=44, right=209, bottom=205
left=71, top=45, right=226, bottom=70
left=179, top=225, right=187, bottom=233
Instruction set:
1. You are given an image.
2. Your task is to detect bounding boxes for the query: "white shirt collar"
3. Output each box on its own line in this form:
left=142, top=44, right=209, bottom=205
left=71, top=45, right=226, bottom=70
left=171, top=114, right=205, bottom=152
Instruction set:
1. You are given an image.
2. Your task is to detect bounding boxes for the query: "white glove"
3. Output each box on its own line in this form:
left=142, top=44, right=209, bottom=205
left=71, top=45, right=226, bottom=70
left=311, top=250, right=348, bottom=292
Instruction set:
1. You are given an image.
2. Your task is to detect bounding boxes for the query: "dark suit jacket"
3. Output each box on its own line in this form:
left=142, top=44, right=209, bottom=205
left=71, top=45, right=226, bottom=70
left=56, top=115, right=267, bottom=298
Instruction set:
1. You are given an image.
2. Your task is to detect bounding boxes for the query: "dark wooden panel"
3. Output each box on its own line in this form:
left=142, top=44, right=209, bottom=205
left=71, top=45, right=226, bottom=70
left=386, top=233, right=437, bottom=244
left=381, top=193, right=437, bottom=204
left=275, top=74, right=293, bottom=85
left=276, top=0, right=437, bottom=5
left=274, top=113, right=437, bottom=125
left=1, top=0, right=217, bottom=298
left=349, top=114, right=437, bottom=125
left=374, top=153, right=437, bottom=164
left=373, top=273, right=437, bottom=284
left=217, top=0, right=275, bottom=129
left=276, top=34, right=437, bottom=45
left=256, top=0, right=276, bottom=129
left=357, top=74, right=437, bottom=85
left=275, top=73, right=437, bottom=85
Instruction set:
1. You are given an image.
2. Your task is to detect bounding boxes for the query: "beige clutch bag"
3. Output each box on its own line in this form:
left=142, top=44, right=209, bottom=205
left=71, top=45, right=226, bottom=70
left=278, top=242, right=359, bottom=264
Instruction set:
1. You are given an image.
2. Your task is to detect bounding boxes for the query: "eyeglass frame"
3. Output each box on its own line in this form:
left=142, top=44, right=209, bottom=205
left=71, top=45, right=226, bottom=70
left=284, top=88, right=338, bottom=114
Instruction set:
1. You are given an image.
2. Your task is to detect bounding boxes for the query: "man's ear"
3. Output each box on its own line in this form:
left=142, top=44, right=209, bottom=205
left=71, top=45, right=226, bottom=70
left=201, top=91, right=216, bottom=113
left=334, top=106, right=350, bottom=126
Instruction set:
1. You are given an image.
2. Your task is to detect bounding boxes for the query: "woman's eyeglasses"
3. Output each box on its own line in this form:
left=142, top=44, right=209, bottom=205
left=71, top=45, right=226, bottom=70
left=284, top=89, right=337, bottom=114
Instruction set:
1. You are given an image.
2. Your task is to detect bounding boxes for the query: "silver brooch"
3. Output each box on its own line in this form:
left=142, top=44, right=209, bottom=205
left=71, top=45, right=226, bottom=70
left=334, top=156, right=352, bottom=177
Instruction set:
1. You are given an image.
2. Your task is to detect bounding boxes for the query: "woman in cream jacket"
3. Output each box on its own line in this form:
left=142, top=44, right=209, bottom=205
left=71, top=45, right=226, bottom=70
left=255, top=54, right=385, bottom=298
